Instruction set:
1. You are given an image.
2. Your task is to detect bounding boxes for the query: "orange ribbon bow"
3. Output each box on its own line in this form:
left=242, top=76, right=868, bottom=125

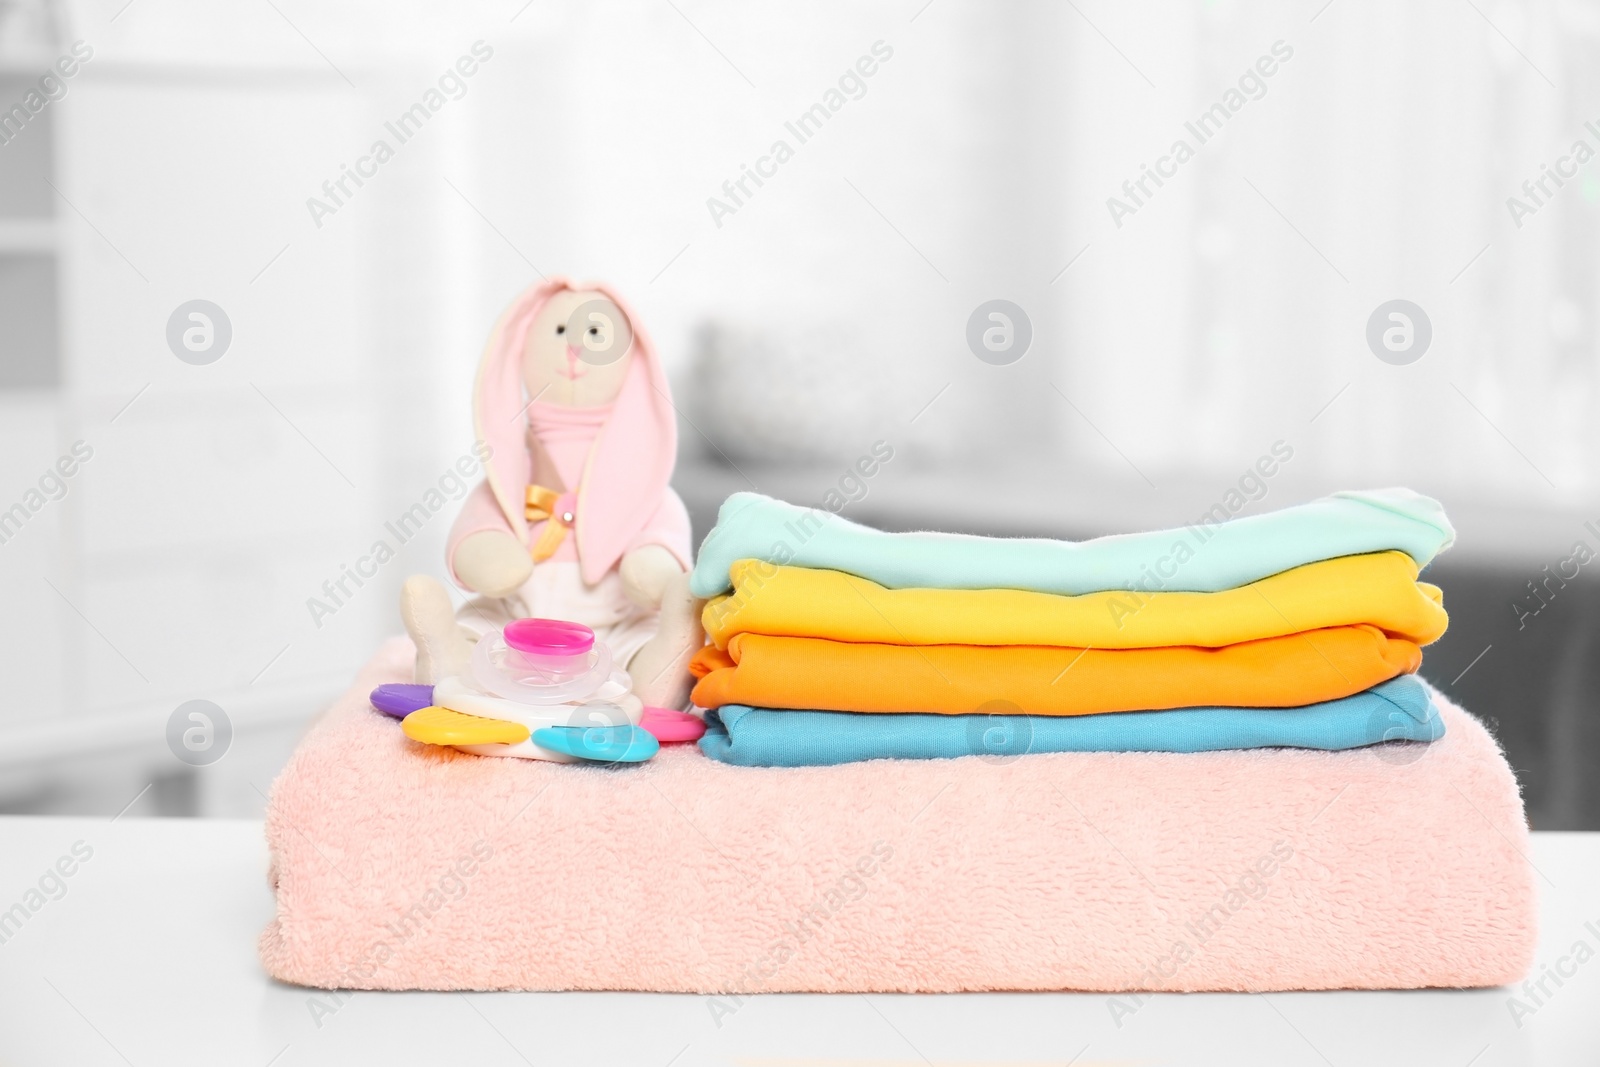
left=525, top=484, right=576, bottom=562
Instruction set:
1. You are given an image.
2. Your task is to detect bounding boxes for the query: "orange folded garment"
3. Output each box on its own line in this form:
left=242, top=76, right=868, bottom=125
left=689, top=627, right=1422, bottom=715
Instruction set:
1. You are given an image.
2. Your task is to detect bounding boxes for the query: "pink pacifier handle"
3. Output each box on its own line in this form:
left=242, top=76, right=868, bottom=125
left=503, top=618, right=595, bottom=657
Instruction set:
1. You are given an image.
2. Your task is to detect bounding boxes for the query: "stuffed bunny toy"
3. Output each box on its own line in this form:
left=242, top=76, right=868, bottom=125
left=400, top=278, right=702, bottom=709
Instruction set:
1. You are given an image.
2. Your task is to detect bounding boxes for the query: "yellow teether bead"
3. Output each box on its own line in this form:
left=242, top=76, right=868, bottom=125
left=402, top=706, right=530, bottom=746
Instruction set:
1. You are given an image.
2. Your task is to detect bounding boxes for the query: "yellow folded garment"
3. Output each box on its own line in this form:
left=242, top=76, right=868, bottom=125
left=689, top=627, right=1422, bottom=714
left=703, top=551, right=1446, bottom=651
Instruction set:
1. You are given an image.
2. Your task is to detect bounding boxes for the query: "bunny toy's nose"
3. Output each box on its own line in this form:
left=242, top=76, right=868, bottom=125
left=559, top=345, right=586, bottom=380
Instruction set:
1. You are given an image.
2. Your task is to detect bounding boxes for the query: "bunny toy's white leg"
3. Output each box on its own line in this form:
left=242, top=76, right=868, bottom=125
left=400, top=574, right=474, bottom=684
left=626, top=570, right=704, bottom=710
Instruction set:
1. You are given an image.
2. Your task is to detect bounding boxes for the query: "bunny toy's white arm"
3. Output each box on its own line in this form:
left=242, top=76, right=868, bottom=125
left=619, top=543, right=686, bottom=610
left=455, top=529, right=534, bottom=598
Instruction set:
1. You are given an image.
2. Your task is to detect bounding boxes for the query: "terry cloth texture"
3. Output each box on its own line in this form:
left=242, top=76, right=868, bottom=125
left=260, top=639, right=1534, bottom=993
left=689, top=489, right=1456, bottom=598
left=698, top=675, right=1445, bottom=767
left=688, top=627, right=1422, bottom=714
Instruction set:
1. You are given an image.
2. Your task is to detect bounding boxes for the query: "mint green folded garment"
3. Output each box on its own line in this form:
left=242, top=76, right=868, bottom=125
left=699, top=677, right=1446, bottom=767
left=689, top=489, right=1455, bottom=597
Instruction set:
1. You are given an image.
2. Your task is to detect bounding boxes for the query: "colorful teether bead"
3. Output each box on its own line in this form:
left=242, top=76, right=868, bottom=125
left=402, top=706, right=531, bottom=746
left=531, top=724, right=659, bottom=763
left=639, top=706, right=706, bottom=743
left=370, top=683, right=435, bottom=719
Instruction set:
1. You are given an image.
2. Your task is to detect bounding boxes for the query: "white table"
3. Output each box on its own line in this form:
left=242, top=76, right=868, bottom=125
left=0, top=817, right=1594, bottom=1066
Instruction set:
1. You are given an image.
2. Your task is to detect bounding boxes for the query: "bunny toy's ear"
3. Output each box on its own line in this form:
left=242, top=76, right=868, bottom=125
left=573, top=281, right=680, bottom=585
left=471, top=277, right=574, bottom=543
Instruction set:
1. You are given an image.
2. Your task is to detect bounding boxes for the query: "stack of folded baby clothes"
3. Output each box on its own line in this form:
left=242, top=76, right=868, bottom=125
left=687, top=489, right=1456, bottom=767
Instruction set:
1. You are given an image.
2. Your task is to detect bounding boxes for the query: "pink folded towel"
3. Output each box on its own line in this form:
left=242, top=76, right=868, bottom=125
left=259, top=639, right=1536, bottom=993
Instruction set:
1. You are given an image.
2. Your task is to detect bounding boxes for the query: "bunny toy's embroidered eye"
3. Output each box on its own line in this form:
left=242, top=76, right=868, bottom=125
left=555, top=324, right=566, bottom=334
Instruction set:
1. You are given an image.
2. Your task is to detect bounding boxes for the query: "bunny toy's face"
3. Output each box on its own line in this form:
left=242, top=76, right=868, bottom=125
left=521, top=288, right=636, bottom=408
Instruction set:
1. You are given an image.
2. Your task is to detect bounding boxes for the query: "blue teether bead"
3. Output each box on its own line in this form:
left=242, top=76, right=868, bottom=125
left=531, top=725, right=659, bottom=763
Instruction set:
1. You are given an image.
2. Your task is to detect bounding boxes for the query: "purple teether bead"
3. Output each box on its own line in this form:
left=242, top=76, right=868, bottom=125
left=369, top=683, right=434, bottom=719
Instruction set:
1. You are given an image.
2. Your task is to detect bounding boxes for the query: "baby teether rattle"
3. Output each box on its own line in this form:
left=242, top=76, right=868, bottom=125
left=374, top=618, right=702, bottom=763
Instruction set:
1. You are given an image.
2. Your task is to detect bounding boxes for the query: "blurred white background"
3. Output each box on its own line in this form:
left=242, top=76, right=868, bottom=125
left=1, top=0, right=1597, bottom=824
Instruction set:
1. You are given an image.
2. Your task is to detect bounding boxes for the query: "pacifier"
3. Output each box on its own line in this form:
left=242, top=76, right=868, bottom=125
left=471, top=618, right=620, bottom=703
left=375, top=617, right=702, bottom=765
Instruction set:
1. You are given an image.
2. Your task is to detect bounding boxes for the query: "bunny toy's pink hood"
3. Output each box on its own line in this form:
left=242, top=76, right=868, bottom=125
left=471, top=277, right=686, bottom=585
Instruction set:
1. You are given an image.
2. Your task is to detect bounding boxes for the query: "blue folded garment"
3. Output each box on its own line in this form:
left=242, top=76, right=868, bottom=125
left=689, top=489, right=1455, bottom=597
left=697, top=676, right=1445, bottom=767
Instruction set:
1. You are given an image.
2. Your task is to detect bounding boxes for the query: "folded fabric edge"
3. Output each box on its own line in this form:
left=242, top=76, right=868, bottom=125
left=1331, top=487, right=1457, bottom=554
left=704, top=553, right=1448, bottom=651
left=691, top=488, right=1456, bottom=596
left=690, top=491, right=784, bottom=596
left=691, top=626, right=1425, bottom=712
left=697, top=677, right=1447, bottom=767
